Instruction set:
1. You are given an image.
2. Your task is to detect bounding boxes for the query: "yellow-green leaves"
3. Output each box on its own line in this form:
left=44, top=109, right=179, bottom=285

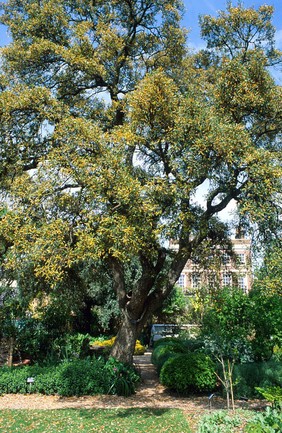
left=129, top=70, right=180, bottom=139
left=0, top=0, right=281, bottom=289
left=200, top=4, right=277, bottom=60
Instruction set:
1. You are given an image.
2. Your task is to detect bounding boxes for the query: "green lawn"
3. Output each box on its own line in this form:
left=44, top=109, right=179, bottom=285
left=0, top=408, right=191, bottom=433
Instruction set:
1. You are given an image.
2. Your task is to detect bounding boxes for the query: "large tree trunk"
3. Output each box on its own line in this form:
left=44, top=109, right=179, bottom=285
left=109, top=247, right=190, bottom=364
left=110, top=312, right=139, bottom=364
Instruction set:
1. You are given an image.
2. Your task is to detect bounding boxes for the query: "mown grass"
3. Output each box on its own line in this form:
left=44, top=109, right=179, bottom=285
left=0, top=408, right=191, bottom=433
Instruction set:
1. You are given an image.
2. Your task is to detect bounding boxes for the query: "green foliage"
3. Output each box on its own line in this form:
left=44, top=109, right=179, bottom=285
left=0, top=357, right=140, bottom=397
left=0, top=365, right=61, bottom=395
left=58, top=358, right=108, bottom=396
left=16, top=321, right=93, bottom=364
left=151, top=339, right=187, bottom=374
left=273, top=345, right=282, bottom=362
left=152, top=337, right=183, bottom=349
left=51, top=333, right=92, bottom=361
left=245, top=405, right=282, bottom=433
left=201, top=287, right=253, bottom=362
left=0, top=0, right=281, bottom=364
left=160, top=353, right=216, bottom=394
left=233, top=361, right=282, bottom=398
left=249, top=285, right=282, bottom=362
left=155, top=285, right=190, bottom=324
left=255, top=386, right=282, bottom=405
left=197, top=410, right=242, bottom=433
left=104, top=357, right=140, bottom=397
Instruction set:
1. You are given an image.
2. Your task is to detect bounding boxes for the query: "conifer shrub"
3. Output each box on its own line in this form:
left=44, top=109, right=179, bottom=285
left=233, top=360, right=282, bottom=398
left=160, top=352, right=216, bottom=394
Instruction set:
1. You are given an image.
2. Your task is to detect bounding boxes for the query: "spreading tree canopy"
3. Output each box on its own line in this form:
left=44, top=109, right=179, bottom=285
left=0, top=1, right=281, bottom=363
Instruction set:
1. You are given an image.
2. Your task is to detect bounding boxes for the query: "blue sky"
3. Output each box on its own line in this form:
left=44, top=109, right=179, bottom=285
left=182, top=0, right=282, bottom=51
left=0, top=0, right=281, bottom=50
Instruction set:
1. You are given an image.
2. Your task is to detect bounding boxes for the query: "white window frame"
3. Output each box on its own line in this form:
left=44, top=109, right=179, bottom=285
left=177, top=273, right=185, bottom=288
left=238, top=276, right=247, bottom=292
left=222, top=272, right=232, bottom=286
left=237, top=253, right=245, bottom=264
left=192, top=273, right=201, bottom=289
left=222, top=253, right=231, bottom=265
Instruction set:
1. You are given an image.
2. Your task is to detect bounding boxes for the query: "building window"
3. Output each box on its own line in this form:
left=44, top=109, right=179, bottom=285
left=238, top=276, right=247, bottom=292
left=192, top=273, right=201, bottom=288
left=222, top=253, right=231, bottom=265
left=237, top=253, right=245, bottom=264
left=222, top=273, right=232, bottom=286
left=177, top=273, right=185, bottom=288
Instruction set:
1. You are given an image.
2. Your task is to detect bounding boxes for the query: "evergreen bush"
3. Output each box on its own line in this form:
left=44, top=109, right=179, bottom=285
left=233, top=360, right=282, bottom=398
left=58, top=358, right=108, bottom=396
left=160, top=352, right=216, bottom=394
left=151, top=341, right=187, bottom=374
left=152, top=337, right=183, bottom=349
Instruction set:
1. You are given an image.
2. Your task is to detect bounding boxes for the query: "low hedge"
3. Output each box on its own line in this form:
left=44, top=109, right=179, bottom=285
left=160, top=352, right=217, bottom=394
left=0, top=357, right=140, bottom=397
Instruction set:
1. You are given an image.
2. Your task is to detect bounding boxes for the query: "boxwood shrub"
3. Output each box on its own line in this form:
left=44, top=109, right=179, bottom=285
left=160, top=352, right=217, bottom=394
left=151, top=341, right=187, bottom=374
left=153, top=337, right=184, bottom=349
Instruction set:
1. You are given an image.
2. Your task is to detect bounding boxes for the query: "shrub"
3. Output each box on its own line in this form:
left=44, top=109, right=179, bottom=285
left=0, top=366, right=30, bottom=394
left=32, top=367, right=62, bottom=395
left=58, top=358, right=108, bottom=396
left=104, top=357, right=140, bottom=397
left=160, top=352, right=216, bottom=394
left=153, top=337, right=183, bottom=349
left=151, top=341, right=187, bottom=374
left=153, top=336, right=204, bottom=353
left=51, top=333, right=92, bottom=361
left=233, top=360, right=282, bottom=398
left=273, top=345, right=282, bottom=361
left=134, top=340, right=146, bottom=355
left=255, top=386, right=282, bottom=405
left=0, top=365, right=61, bottom=395
left=0, top=357, right=140, bottom=397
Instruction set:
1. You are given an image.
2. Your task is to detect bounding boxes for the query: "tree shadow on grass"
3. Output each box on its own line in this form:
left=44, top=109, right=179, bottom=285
left=64, top=407, right=183, bottom=421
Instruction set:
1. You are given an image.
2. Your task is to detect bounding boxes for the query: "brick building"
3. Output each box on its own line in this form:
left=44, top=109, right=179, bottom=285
left=174, top=236, right=252, bottom=295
